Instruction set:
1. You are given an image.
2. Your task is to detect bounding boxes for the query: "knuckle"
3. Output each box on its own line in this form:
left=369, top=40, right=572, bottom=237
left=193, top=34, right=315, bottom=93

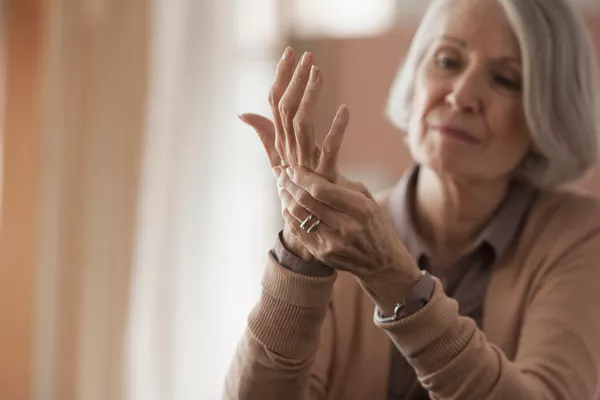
left=289, top=202, right=302, bottom=218
left=356, top=182, right=369, bottom=196
left=341, top=226, right=357, bottom=242
left=298, top=191, right=313, bottom=208
left=281, top=207, right=292, bottom=221
left=322, top=241, right=336, bottom=258
left=278, top=101, right=292, bottom=120
left=292, top=116, right=309, bottom=133
left=268, top=88, right=281, bottom=108
left=363, top=201, right=377, bottom=219
left=306, top=80, right=319, bottom=92
left=311, top=184, right=324, bottom=200
left=314, top=243, right=329, bottom=260
left=337, top=225, right=347, bottom=237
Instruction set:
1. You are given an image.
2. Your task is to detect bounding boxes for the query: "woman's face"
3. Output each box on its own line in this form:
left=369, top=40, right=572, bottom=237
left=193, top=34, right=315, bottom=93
left=408, top=0, right=531, bottom=183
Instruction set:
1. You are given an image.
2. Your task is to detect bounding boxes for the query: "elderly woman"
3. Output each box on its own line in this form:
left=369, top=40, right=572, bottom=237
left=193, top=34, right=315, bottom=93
left=225, top=0, right=600, bottom=399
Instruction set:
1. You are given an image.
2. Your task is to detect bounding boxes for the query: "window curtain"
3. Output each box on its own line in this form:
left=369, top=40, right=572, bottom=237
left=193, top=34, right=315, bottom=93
left=34, top=1, right=148, bottom=400
left=125, top=0, right=282, bottom=399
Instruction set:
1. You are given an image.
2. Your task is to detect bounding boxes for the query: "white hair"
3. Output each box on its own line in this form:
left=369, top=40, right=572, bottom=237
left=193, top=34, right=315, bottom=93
left=386, top=0, right=600, bottom=188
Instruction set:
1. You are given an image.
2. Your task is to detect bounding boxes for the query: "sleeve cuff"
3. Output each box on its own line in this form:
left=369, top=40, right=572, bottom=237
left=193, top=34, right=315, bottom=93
left=374, top=277, right=476, bottom=373
left=247, top=252, right=337, bottom=359
left=262, top=251, right=337, bottom=308
left=272, top=230, right=334, bottom=277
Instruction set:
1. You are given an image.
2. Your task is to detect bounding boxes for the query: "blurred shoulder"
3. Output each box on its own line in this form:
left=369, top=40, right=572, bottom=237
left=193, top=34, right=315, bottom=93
left=529, top=189, right=600, bottom=231
left=521, top=189, right=600, bottom=254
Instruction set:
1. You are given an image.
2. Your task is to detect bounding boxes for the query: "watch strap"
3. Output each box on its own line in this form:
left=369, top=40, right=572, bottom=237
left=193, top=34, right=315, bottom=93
left=374, top=270, right=435, bottom=323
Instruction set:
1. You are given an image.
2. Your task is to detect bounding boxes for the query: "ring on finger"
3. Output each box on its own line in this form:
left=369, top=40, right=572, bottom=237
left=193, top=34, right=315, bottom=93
left=307, top=219, right=320, bottom=233
left=300, top=214, right=321, bottom=233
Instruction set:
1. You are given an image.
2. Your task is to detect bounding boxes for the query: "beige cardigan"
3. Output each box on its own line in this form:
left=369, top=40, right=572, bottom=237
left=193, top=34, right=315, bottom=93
left=223, top=189, right=600, bottom=400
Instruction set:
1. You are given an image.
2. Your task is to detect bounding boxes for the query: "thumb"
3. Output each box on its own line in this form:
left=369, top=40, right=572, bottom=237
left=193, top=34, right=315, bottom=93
left=239, top=113, right=281, bottom=168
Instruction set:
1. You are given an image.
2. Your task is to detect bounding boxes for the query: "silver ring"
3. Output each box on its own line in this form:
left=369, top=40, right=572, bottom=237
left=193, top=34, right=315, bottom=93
left=300, top=214, right=320, bottom=233
left=306, top=219, right=320, bottom=233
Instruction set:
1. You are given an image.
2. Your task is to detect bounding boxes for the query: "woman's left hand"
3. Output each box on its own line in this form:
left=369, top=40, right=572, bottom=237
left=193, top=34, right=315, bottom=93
left=277, top=165, right=422, bottom=314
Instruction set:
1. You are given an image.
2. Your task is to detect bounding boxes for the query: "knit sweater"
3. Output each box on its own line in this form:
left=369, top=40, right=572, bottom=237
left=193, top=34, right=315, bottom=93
left=223, top=189, right=600, bottom=400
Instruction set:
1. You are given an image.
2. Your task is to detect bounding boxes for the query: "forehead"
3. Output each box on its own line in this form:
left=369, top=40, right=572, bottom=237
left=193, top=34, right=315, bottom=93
left=436, top=0, right=521, bottom=58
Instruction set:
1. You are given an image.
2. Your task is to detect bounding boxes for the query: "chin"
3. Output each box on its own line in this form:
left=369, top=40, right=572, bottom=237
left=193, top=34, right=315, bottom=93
left=418, top=151, right=483, bottom=180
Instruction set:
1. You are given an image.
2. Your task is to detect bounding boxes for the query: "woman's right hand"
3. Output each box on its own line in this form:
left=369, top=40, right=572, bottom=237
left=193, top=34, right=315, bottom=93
left=239, top=47, right=350, bottom=262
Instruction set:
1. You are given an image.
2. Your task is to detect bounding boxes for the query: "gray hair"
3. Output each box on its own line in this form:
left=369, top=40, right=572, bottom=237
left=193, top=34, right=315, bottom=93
left=386, top=0, right=600, bottom=188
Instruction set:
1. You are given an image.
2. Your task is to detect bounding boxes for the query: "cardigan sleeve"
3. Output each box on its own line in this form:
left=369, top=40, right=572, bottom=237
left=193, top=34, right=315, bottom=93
left=222, top=251, right=337, bottom=400
left=376, top=210, right=600, bottom=400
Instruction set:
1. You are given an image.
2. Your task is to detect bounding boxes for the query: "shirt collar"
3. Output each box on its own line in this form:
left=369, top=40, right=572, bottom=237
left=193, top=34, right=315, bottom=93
left=388, top=164, right=537, bottom=265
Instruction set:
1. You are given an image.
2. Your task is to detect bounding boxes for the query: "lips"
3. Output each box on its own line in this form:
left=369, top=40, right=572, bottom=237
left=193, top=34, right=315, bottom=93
left=432, top=125, right=480, bottom=144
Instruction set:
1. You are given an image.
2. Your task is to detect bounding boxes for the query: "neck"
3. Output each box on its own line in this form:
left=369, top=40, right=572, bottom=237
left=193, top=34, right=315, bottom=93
left=414, top=165, right=509, bottom=263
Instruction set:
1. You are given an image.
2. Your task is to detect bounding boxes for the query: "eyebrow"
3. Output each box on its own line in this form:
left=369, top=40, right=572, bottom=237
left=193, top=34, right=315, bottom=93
left=441, top=35, right=468, bottom=48
left=439, top=35, right=522, bottom=64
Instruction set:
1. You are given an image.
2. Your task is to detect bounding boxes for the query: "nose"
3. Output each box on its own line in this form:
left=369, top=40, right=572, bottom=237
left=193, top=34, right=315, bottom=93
left=445, top=70, right=483, bottom=113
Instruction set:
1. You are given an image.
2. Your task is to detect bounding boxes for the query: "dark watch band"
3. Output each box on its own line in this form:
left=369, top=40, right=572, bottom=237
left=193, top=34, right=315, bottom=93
left=374, top=270, right=435, bottom=323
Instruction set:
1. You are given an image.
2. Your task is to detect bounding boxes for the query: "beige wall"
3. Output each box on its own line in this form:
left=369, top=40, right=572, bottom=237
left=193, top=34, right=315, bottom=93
left=292, top=16, right=600, bottom=193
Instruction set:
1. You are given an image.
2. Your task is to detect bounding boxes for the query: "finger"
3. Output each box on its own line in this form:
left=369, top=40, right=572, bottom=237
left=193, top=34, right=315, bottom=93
left=278, top=185, right=311, bottom=224
left=317, top=105, right=349, bottom=182
left=279, top=52, right=314, bottom=165
left=286, top=166, right=369, bottom=215
left=269, top=47, right=297, bottom=165
left=272, top=165, right=284, bottom=179
left=278, top=172, right=338, bottom=229
left=294, top=65, right=323, bottom=169
left=282, top=209, right=322, bottom=251
left=239, top=113, right=281, bottom=168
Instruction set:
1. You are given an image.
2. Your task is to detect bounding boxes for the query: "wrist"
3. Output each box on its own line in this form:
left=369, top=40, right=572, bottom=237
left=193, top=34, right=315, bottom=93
left=360, top=265, right=422, bottom=316
left=282, top=226, right=316, bottom=262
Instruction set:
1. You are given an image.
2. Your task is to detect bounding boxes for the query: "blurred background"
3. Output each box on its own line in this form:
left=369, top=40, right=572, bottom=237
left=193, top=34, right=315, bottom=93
left=0, top=0, right=599, bottom=399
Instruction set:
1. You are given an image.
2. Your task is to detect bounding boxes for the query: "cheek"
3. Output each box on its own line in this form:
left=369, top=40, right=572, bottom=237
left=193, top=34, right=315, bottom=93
left=406, top=75, right=450, bottom=157
left=412, top=71, right=447, bottom=119
left=483, top=103, right=532, bottom=175
left=490, top=102, right=530, bottom=150
left=406, top=93, right=427, bottom=156
left=408, top=74, right=444, bottom=136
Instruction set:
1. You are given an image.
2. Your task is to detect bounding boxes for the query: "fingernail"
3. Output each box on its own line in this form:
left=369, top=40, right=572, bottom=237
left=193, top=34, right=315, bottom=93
left=309, top=65, right=319, bottom=82
left=301, top=52, right=312, bottom=66
left=286, top=167, right=294, bottom=179
left=238, top=114, right=246, bottom=123
left=273, top=167, right=282, bottom=177
left=281, top=47, right=292, bottom=61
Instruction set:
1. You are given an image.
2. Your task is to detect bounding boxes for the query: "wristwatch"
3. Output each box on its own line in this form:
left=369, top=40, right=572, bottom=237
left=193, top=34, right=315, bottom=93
left=374, top=270, right=435, bottom=323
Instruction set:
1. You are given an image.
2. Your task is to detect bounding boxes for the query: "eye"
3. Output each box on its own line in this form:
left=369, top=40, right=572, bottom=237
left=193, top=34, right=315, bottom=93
left=435, top=55, right=461, bottom=70
left=493, top=74, right=522, bottom=91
